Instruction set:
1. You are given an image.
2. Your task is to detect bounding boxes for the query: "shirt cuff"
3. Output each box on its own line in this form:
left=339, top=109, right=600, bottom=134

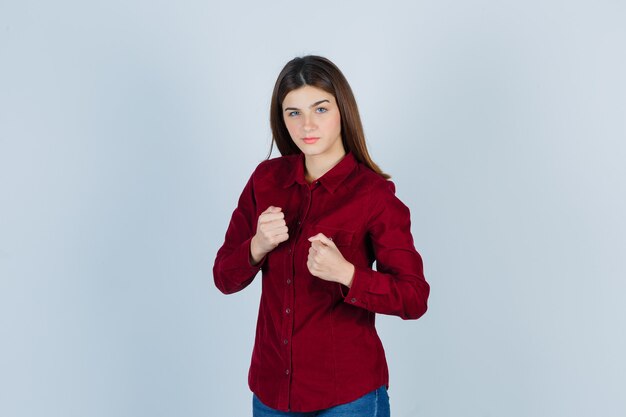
left=340, top=265, right=371, bottom=309
left=245, top=237, right=267, bottom=270
left=220, top=236, right=266, bottom=274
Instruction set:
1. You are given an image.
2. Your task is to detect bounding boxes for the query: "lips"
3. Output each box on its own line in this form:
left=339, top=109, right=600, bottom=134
left=303, top=137, right=320, bottom=144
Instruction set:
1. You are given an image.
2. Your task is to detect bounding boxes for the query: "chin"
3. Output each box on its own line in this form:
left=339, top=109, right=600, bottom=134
left=301, top=148, right=327, bottom=157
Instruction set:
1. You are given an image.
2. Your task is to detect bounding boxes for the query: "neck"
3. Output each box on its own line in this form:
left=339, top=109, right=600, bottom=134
left=304, top=149, right=347, bottom=183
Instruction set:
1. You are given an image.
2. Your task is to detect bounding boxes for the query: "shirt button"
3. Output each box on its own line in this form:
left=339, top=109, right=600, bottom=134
left=351, top=297, right=357, bottom=303
left=285, top=369, right=290, bottom=375
left=288, top=248, right=292, bottom=253
left=283, top=339, right=289, bottom=345
left=286, top=279, right=291, bottom=285
left=297, top=220, right=301, bottom=225
left=285, top=308, right=291, bottom=314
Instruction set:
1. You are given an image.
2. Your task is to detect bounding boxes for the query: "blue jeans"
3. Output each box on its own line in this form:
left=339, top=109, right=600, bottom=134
left=252, top=385, right=390, bottom=417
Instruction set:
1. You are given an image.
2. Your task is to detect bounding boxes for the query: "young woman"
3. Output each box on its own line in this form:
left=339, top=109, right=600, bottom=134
left=213, top=55, right=430, bottom=417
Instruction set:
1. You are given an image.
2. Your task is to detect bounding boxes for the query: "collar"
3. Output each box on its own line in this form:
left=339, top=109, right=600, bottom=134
left=281, top=152, right=357, bottom=194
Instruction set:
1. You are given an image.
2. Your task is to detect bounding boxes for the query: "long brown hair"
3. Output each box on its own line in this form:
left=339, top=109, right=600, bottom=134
left=268, top=55, right=390, bottom=179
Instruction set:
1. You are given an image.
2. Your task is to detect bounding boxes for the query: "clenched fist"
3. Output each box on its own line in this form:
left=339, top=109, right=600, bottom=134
left=307, top=233, right=355, bottom=287
left=250, top=206, right=289, bottom=265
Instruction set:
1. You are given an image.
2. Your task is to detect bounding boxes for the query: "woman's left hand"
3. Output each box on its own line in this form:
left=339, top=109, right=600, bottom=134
left=307, top=233, right=355, bottom=287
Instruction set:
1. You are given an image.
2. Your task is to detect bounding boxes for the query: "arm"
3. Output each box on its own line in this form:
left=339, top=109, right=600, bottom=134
left=213, top=174, right=265, bottom=294
left=342, top=180, right=430, bottom=320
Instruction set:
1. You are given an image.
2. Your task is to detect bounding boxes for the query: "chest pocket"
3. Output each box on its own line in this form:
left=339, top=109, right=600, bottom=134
left=312, top=225, right=354, bottom=248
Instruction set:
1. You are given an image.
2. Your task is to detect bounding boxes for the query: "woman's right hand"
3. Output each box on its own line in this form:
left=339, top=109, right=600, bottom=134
left=250, top=206, right=289, bottom=265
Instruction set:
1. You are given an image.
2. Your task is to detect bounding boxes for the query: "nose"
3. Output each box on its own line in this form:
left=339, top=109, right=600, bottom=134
left=303, top=114, right=317, bottom=132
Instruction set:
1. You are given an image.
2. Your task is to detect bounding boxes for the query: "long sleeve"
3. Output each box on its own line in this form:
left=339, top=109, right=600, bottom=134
left=213, top=173, right=266, bottom=294
left=342, top=180, right=430, bottom=320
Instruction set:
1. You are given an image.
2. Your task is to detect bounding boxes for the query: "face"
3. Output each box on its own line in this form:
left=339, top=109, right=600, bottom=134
left=282, top=85, right=345, bottom=161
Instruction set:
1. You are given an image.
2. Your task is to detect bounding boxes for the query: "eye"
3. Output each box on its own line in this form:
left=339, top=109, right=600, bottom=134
left=315, top=107, right=328, bottom=114
left=287, top=110, right=300, bottom=117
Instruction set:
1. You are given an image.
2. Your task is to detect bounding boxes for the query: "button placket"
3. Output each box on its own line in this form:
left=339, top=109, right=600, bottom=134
left=282, top=184, right=314, bottom=408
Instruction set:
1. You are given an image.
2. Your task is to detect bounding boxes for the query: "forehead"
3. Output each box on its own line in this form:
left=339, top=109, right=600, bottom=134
left=283, top=85, right=336, bottom=106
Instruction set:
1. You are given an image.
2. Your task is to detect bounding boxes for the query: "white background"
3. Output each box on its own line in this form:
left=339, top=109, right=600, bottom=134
left=1, top=1, right=625, bottom=416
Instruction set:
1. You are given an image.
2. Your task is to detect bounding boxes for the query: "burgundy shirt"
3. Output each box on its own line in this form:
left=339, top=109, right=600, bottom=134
left=213, top=152, right=429, bottom=412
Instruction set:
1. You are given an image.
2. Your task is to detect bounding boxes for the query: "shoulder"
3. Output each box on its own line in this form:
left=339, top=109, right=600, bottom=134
left=352, top=164, right=411, bottom=222
left=251, top=154, right=299, bottom=183
left=352, top=162, right=396, bottom=196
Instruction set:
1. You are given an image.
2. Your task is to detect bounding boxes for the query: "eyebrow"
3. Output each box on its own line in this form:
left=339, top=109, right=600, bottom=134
left=284, top=99, right=330, bottom=112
